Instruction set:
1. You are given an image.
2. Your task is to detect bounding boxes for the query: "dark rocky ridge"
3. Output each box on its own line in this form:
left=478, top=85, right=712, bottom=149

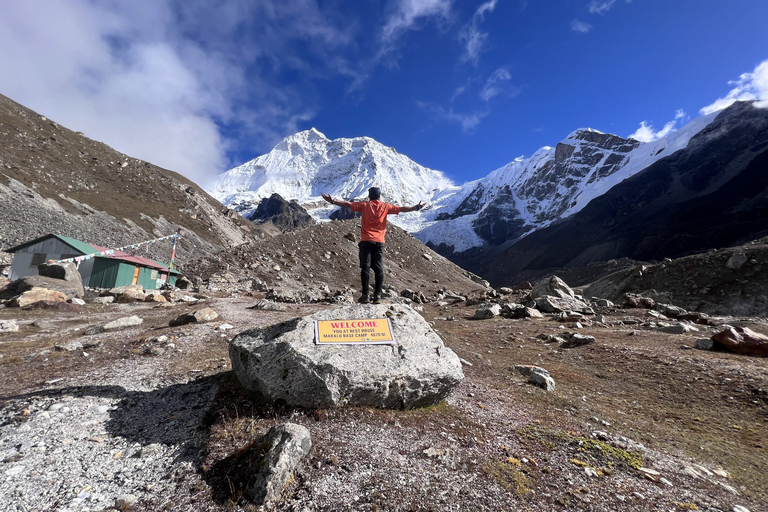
left=477, top=101, right=768, bottom=287
left=245, top=193, right=315, bottom=232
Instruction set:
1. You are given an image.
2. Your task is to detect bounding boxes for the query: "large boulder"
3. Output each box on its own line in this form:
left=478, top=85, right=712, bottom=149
left=712, top=326, right=768, bottom=357
left=534, top=295, right=594, bottom=315
left=37, top=262, right=85, bottom=297
left=531, top=275, right=575, bottom=299
left=229, top=304, right=464, bottom=409
left=2, top=275, right=84, bottom=300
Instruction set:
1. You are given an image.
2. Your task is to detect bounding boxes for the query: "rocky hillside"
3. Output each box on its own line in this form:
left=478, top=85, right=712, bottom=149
left=0, top=93, right=252, bottom=268
left=481, top=101, right=768, bottom=286
left=185, top=218, right=488, bottom=301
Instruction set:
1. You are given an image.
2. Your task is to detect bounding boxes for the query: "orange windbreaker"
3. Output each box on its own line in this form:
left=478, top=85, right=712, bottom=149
left=349, top=200, right=401, bottom=243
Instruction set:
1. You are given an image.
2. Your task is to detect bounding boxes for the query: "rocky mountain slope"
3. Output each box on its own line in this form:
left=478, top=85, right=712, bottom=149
left=482, top=101, right=768, bottom=286
left=0, top=93, right=252, bottom=269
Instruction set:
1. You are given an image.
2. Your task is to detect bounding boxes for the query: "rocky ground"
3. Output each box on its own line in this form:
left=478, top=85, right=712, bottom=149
left=1, top=284, right=766, bottom=512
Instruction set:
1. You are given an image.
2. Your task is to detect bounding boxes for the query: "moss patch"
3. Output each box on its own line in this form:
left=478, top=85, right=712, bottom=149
left=481, top=462, right=533, bottom=497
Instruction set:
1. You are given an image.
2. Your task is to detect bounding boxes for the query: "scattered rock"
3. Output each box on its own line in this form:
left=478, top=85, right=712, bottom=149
left=725, top=252, right=748, bottom=270
left=531, top=275, right=575, bottom=299
left=401, top=289, right=427, bottom=304
left=229, top=304, right=464, bottom=408
left=0, top=319, right=20, bottom=332
left=512, top=364, right=548, bottom=377
left=115, top=494, right=138, bottom=509
left=115, top=289, right=146, bottom=303
left=248, top=299, right=287, bottom=311
left=654, top=303, right=688, bottom=317
left=69, top=298, right=86, bottom=306
left=91, top=296, right=115, bottom=304
left=712, top=326, right=768, bottom=356
left=169, top=307, right=219, bottom=327
left=658, top=323, right=697, bottom=334
left=528, top=371, right=556, bottom=391
left=246, top=423, right=312, bottom=506
left=592, top=298, right=614, bottom=307
left=422, top=253, right=433, bottom=261
left=694, top=338, right=714, bottom=351
left=84, top=325, right=105, bottom=336
left=103, top=315, right=143, bottom=331
left=474, top=303, right=502, bottom=319
left=624, top=294, right=655, bottom=309
left=144, top=293, right=167, bottom=303
left=104, top=284, right=144, bottom=298
left=562, top=333, right=595, bottom=348
left=54, top=340, right=84, bottom=352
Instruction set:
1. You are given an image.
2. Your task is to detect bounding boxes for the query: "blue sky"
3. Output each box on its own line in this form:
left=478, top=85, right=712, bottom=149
left=1, top=0, right=767, bottom=187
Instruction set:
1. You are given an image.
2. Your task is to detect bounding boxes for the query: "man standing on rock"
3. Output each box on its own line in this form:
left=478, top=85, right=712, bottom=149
left=322, top=187, right=425, bottom=304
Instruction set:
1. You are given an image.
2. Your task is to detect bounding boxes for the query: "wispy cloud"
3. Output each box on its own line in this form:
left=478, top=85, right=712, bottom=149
left=480, top=68, right=519, bottom=102
left=0, top=0, right=360, bottom=185
left=588, top=0, right=616, bottom=15
left=417, top=101, right=488, bottom=132
left=629, top=109, right=687, bottom=142
left=700, top=59, right=768, bottom=115
left=571, top=20, right=593, bottom=33
left=459, top=0, right=499, bottom=66
left=382, top=0, right=453, bottom=45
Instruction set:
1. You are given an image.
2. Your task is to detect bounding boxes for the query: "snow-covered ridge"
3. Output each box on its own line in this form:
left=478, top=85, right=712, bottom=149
left=210, top=113, right=719, bottom=253
left=209, top=128, right=461, bottom=233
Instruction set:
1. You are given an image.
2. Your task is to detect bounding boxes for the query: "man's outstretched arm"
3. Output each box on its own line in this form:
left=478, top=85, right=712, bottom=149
left=400, top=201, right=426, bottom=213
left=322, top=193, right=353, bottom=208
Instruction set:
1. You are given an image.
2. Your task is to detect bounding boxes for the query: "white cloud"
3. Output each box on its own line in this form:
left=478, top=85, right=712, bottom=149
left=417, top=101, right=488, bottom=132
left=459, top=0, right=499, bottom=66
left=0, top=0, right=359, bottom=186
left=589, top=0, right=616, bottom=15
left=700, top=59, right=768, bottom=115
left=382, top=0, right=453, bottom=44
left=571, top=20, right=593, bottom=33
left=480, top=68, right=518, bottom=102
left=629, top=109, right=687, bottom=142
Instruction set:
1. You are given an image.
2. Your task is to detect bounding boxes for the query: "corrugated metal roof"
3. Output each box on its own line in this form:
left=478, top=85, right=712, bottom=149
left=7, top=234, right=181, bottom=274
left=5, top=233, right=98, bottom=254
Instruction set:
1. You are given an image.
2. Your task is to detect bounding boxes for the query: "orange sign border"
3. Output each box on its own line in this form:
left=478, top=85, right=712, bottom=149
left=314, top=318, right=396, bottom=345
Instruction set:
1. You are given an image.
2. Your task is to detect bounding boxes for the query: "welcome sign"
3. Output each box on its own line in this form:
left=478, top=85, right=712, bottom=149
left=314, top=318, right=396, bottom=345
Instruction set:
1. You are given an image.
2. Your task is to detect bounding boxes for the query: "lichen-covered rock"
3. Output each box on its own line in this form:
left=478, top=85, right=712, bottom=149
left=229, top=304, right=464, bottom=409
left=247, top=423, right=312, bottom=505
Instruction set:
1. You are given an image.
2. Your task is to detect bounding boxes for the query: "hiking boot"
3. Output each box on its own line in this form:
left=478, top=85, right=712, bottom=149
left=358, top=295, right=371, bottom=304
left=373, top=295, right=382, bottom=304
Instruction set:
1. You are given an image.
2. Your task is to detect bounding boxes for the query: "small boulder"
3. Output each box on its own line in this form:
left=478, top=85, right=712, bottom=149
left=528, top=371, right=556, bottom=391
left=712, top=326, right=768, bottom=357
left=246, top=423, right=312, bottom=505
left=91, top=296, right=115, bottom=304
left=9, top=287, right=68, bottom=307
left=144, top=293, right=167, bottom=303
left=654, top=303, right=688, bottom=317
left=562, top=333, right=595, bottom=348
left=725, top=253, right=748, bottom=270
left=0, top=319, right=19, bottom=332
left=115, top=288, right=146, bottom=303
left=658, top=323, right=697, bottom=334
left=69, top=298, right=86, bottom=306
left=169, top=307, right=219, bottom=327
left=534, top=295, right=594, bottom=315
left=474, top=303, right=502, bottom=319
left=531, top=275, right=575, bottom=299
left=592, top=298, right=614, bottom=308
left=624, top=294, right=655, bottom=309
left=695, top=338, right=714, bottom=351
left=105, top=284, right=144, bottom=297
left=512, top=364, right=548, bottom=377
left=103, top=315, right=144, bottom=331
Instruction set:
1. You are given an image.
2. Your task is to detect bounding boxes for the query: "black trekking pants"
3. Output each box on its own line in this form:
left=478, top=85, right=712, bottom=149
left=358, top=241, right=384, bottom=298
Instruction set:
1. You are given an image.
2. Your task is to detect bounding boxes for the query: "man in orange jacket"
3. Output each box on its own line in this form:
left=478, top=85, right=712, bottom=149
left=322, top=187, right=425, bottom=304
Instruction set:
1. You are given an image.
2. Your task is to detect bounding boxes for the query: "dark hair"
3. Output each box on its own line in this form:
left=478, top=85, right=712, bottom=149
left=368, top=187, right=381, bottom=200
